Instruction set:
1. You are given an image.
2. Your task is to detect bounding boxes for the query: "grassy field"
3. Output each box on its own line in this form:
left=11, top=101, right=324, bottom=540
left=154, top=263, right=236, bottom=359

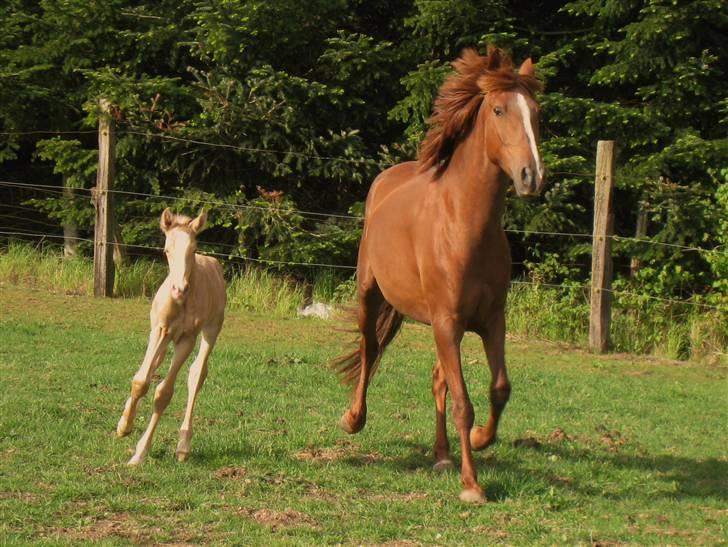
left=0, top=284, right=726, bottom=545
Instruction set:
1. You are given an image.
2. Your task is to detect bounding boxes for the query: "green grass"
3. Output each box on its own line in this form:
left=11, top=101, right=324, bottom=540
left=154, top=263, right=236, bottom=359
left=0, top=285, right=726, bottom=545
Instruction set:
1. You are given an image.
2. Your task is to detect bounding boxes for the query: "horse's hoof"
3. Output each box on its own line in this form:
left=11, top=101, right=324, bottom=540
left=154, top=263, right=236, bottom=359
left=459, top=488, right=486, bottom=504
left=338, top=411, right=365, bottom=434
left=127, top=454, right=143, bottom=466
left=470, top=427, right=495, bottom=451
left=433, top=459, right=454, bottom=472
left=176, top=450, right=189, bottom=462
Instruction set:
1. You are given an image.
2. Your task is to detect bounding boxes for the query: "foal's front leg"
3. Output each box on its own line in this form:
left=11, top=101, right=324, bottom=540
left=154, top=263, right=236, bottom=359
left=117, top=325, right=172, bottom=437
left=128, top=334, right=196, bottom=465
left=176, top=325, right=221, bottom=462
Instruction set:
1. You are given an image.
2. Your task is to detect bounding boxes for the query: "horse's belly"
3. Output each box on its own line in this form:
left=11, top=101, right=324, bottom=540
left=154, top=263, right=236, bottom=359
left=367, top=235, right=431, bottom=324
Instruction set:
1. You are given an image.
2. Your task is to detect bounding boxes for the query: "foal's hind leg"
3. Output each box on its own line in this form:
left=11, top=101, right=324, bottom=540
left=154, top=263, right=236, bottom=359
left=176, top=322, right=221, bottom=462
left=128, top=334, right=196, bottom=465
left=432, top=359, right=453, bottom=471
left=339, top=272, right=383, bottom=434
left=470, top=309, right=511, bottom=451
left=117, top=326, right=172, bottom=437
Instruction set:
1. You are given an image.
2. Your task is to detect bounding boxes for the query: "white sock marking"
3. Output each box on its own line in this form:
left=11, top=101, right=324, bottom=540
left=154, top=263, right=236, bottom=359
left=516, top=93, right=542, bottom=181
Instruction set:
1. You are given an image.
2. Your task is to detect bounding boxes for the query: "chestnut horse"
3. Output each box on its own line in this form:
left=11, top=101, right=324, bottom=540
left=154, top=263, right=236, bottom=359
left=116, top=208, right=226, bottom=465
left=333, top=47, right=544, bottom=502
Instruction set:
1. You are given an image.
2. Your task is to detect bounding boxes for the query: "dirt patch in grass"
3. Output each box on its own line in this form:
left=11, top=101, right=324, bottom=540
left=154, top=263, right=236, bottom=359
left=293, top=439, right=388, bottom=466
left=514, top=426, right=630, bottom=453
left=0, top=491, right=39, bottom=503
left=303, top=483, right=338, bottom=502
left=238, top=507, right=318, bottom=530
left=40, top=512, right=160, bottom=543
left=213, top=466, right=248, bottom=480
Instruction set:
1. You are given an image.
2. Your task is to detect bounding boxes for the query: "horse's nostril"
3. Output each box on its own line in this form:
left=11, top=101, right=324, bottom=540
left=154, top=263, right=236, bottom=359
left=521, top=167, right=532, bottom=185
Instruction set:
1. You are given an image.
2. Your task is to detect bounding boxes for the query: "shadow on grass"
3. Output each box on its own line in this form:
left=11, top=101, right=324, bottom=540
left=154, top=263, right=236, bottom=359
left=328, top=436, right=727, bottom=503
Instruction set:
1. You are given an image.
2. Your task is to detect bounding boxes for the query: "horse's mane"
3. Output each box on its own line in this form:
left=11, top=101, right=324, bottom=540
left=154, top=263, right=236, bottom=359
left=418, top=46, right=543, bottom=177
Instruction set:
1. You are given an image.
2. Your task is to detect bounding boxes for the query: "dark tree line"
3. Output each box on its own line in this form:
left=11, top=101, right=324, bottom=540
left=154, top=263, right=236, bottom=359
left=1, top=0, right=726, bottom=302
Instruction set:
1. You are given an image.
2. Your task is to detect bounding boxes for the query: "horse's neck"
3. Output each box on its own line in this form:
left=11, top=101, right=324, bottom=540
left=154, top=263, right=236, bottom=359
left=442, top=126, right=507, bottom=232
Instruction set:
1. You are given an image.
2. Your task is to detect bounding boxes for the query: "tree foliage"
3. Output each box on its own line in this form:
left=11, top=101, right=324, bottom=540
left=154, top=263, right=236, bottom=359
left=0, top=0, right=726, bottom=300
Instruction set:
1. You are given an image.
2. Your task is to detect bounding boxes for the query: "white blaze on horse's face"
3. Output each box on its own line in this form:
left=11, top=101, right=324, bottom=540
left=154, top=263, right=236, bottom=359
left=487, top=89, right=545, bottom=198
left=165, top=229, right=196, bottom=302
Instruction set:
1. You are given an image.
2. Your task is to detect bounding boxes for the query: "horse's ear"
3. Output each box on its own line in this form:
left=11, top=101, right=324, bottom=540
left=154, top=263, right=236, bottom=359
left=160, top=207, right=174, bottom=232
left=519, top=58, right=535, bottom=77
left=189, top=209, right=207, bottom=235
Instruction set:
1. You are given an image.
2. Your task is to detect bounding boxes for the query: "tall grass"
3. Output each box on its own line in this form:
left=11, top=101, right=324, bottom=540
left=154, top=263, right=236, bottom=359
left=507, top=280, right=727, bottom=363
left=1, top=243, right=724, bottom=361
left=226, top=267, right=304, bottom=315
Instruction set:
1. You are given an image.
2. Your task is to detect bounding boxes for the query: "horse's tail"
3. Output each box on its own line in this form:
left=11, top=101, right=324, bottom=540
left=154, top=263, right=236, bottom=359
left=331, top=301, right=404, bottom=386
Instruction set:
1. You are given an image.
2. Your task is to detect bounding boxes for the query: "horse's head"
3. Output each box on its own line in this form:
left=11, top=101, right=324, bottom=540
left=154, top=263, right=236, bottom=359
left=418, top=47, right=544, bottom=197
left=481, top=57, right=544, bottom=197
left=160, top=208, right=207, bottom=301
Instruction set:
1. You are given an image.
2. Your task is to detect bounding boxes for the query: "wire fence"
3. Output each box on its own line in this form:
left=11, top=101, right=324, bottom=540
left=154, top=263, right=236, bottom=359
left=1, top=178, right=725, bottom=258
left=1, top=128, right=726, bottom=313
left=1, top=228, right=724, bottom=311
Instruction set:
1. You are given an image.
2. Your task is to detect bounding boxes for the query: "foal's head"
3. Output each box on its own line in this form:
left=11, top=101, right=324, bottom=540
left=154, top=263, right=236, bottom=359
left=419, top=47, right=545, bottom=197
left=160, top=208, right=207, bottom=301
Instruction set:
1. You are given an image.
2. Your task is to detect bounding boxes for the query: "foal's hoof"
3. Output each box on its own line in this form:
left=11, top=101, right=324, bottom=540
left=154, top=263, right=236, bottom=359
left=338, top=410, right=365, bottom=434
left=116, top=418, right=132, bottom=438
left=459, top=488, right=486, bottom=504
left=176, top=451, right=189, bottom=463
left=433, top=459, right=454, bottom=472
left=127, top=454, right=144, bottom=466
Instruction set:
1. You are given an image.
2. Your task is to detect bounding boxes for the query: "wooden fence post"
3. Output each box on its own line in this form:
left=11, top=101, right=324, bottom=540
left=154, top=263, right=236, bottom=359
left=589, top=140, right=615, bottom=353
left=93, top=99, right=116, bottom=297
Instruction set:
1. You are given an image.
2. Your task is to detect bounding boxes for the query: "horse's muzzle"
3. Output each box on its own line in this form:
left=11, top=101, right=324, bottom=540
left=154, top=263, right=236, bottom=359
left=514, top=164, right=544, bottom=197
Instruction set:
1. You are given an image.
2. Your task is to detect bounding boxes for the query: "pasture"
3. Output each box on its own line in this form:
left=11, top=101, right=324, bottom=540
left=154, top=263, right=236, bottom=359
left=0, top=285, right=725, bottom=545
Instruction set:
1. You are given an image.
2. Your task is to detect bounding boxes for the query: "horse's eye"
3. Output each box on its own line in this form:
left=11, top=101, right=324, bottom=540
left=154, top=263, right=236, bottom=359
left=493, top=106, right=504, bottom=117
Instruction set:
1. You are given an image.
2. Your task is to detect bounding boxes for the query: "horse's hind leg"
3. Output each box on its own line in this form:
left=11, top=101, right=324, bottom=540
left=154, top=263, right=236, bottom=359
left=432, top=359, right=453, bottom=471
left=117, top=326, right=172, bottom=437
left=128, top=334, right=196, bottom=465
left=339, top=271, right=383, bottom=434
left=176, top=322, right=221, bottom=462
left=470, top=309, right=511, bottom=451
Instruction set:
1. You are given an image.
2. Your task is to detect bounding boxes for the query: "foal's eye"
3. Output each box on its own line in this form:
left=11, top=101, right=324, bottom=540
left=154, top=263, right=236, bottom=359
left=493, top=106, right=505, bottom=117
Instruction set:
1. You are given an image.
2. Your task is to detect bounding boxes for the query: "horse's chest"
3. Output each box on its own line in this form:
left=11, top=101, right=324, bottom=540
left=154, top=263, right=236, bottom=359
left=164, top=311, right=203, bottom=340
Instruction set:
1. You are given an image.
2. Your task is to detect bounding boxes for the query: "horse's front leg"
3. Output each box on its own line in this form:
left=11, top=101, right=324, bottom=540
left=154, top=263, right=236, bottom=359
left=432, top=316, right=485, bottom=503
left=128, top=334, right=196, bottom=465
left=470, top=309, right=511, bottom=451
left=431, top=359, right=453, bottom=471
left=117, top=325, right=172, bottom=437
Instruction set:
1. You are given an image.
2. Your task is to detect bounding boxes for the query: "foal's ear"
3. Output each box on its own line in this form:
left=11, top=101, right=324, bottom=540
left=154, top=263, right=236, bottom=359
left=518, top=58, right=535, bottom=77
left=160, top=207, right=174, bottom=232
left=189, top=209, right=207, bottom=235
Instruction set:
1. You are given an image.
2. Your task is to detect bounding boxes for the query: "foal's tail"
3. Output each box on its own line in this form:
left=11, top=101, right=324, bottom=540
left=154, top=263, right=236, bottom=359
left=331, top=301, right=404, bottom=386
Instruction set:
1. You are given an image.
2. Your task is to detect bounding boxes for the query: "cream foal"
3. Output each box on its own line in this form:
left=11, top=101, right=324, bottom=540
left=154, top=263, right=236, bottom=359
left=116, top=208, right=226, bottom=465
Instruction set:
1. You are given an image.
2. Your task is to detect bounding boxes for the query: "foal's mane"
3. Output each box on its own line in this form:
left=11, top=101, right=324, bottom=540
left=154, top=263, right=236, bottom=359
left=418, top=46, right=543, bottom=177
